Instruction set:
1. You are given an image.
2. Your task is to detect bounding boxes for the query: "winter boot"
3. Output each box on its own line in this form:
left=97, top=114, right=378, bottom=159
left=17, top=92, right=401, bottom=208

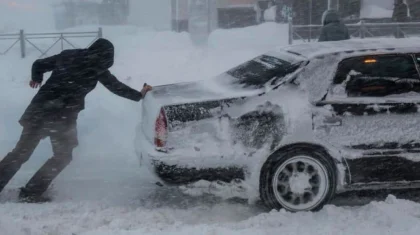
left=18, top=187, right=51, bottom=203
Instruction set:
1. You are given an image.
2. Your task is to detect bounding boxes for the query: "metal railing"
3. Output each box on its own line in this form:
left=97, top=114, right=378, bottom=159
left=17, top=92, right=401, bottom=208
left=0, top=31, right=21, bottom=56
left=288, top=20, right=420, bottom=45
left=0, top=28, right=102, bottom=58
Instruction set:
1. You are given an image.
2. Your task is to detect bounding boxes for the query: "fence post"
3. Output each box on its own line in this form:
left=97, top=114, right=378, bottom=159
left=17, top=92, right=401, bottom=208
left=288, top=20, right=293, bottom=45
left=360, top=20, right=365, bottom=39
left=19, top=29, right=26, bottom=58
left=61, top=34, right=64, bottom=50
left=98, top=27, right=103, bottom=38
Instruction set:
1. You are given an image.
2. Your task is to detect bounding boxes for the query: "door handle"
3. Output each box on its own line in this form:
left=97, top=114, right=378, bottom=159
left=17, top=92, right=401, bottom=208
left=323, top=116, right=342, bottom=126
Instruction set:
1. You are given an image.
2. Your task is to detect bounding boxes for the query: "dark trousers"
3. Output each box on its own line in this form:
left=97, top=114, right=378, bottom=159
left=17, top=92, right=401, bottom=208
left=0, top=122, right=78, bottom=197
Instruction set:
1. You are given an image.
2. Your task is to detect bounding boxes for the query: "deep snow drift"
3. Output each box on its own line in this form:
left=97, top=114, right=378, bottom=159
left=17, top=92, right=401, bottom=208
left=1, top=22, right=420, bottom=234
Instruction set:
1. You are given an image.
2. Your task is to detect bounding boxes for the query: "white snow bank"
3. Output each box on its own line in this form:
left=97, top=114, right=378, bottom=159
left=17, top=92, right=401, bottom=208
left=209, top=23, right=288, bottom=51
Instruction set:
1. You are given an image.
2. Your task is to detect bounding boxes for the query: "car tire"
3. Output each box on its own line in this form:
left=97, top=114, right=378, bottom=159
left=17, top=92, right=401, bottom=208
left=259, top=146, right=337, bottom=212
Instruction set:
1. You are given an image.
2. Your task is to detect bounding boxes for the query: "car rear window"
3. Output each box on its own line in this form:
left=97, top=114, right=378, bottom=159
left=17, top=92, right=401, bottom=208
left=226, top=54, right=303, bottom=88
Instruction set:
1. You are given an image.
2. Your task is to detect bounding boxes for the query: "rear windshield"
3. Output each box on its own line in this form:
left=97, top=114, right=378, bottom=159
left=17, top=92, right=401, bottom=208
left=226, top=53, right=304, bottom=88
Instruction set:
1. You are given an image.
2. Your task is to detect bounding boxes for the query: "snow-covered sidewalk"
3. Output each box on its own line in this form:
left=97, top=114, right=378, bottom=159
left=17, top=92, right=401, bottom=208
left=2, top=192, right=420, bottom=235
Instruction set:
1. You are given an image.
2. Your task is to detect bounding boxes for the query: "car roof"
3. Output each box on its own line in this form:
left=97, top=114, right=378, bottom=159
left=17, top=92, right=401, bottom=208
left=273, top=38, right=420, bottom=59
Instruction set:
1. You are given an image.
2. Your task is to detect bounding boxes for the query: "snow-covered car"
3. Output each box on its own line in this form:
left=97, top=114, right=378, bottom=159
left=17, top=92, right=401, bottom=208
left=135, top=38, right=420, bottom=212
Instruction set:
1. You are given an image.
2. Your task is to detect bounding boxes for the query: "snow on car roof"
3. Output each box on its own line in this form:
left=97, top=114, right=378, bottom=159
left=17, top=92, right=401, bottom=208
left=267, top=38, right=420, bottom=103
left=274, top=38, right=420, bottom=59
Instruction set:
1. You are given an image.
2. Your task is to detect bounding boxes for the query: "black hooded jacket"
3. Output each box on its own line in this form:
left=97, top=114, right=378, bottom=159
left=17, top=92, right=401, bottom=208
left=19, top=38, right=143, bottom=127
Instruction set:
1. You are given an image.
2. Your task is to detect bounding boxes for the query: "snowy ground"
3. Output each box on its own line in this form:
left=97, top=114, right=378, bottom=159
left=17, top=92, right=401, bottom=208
left=2, top=23, right=420, bottom=234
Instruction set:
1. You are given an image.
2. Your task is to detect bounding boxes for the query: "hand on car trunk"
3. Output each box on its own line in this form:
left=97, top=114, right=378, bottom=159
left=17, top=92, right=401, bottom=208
left=141, top=83, right=153, bottom=97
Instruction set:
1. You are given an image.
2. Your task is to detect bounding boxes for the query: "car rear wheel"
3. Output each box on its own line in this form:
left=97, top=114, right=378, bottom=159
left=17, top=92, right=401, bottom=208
left=260, top=147, right=337, bottom=212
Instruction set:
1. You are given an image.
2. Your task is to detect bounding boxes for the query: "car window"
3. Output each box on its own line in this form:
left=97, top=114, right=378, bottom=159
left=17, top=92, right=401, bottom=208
left=226, top=54, right=304, bottom=88
left=330, top=54, right=420, bottom=97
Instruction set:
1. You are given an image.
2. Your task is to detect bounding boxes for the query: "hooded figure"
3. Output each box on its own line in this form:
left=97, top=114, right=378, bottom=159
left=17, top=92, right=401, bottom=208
left=318, top=9, right=350, bottom=42
left=0, top=38, right=152, bottom=202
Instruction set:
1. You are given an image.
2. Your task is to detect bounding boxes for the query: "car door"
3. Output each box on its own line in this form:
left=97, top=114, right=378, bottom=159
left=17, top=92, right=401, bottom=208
left=313, top=53, right=420, bottom=185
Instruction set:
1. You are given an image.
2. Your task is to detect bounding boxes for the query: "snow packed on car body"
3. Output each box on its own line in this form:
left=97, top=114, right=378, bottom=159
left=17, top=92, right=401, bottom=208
left=135, top=38, right=420, bottom=212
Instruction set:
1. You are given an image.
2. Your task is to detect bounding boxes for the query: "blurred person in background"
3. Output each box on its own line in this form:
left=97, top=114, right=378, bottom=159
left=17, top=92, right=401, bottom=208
left=318, top=9, right=350, bottom=42
left=393, top=0, right=409, bottom=22
left=393, top=0, right=409, bottom=38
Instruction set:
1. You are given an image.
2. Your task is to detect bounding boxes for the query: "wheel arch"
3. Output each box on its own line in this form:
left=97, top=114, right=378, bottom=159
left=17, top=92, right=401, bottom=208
left=261, top=142, right=351, bottom=189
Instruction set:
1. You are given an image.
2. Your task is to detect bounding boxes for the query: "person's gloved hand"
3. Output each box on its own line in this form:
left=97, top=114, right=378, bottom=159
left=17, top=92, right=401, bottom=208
left=141, top=83, right=153, bottom=97
left=29, top=80, right=41, bottom=89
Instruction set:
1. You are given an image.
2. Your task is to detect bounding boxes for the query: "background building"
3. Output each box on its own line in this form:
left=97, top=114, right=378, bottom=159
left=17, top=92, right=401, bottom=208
left=171, top=0, right=190, bottom=32
left=52, top=0, right=414, bottom=32
left=171, top=0, right=279, bottom=32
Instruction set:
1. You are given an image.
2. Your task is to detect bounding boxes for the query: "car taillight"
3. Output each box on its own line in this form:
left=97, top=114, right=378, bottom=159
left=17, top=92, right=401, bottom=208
left=155, top=108, right=168, bottom=148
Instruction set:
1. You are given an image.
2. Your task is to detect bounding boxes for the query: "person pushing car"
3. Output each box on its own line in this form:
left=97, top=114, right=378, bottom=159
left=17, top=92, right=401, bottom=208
left=0, top=38, right=152, bottom=203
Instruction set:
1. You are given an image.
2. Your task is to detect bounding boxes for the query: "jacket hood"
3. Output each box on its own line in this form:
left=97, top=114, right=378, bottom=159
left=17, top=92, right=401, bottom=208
left=322, top=9, right=341, bottom=25
left=88, top=38, right=114, bottom=69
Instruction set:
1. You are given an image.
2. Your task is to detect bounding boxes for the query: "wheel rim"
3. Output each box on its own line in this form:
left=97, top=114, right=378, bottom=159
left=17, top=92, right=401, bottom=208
left=272, top=155, right=329, bottom=211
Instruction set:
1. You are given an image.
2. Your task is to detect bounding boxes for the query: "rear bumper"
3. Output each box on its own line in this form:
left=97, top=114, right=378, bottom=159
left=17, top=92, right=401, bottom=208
left=134, top=128, right=165, bottom=175
left=135, top=128, right=245, bottom=185
left=135, top=126, right=194, bottom=183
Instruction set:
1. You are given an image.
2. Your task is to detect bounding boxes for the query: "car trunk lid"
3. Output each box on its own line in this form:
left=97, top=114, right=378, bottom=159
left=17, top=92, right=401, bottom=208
left=140, top=78, right=258, bottom=155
